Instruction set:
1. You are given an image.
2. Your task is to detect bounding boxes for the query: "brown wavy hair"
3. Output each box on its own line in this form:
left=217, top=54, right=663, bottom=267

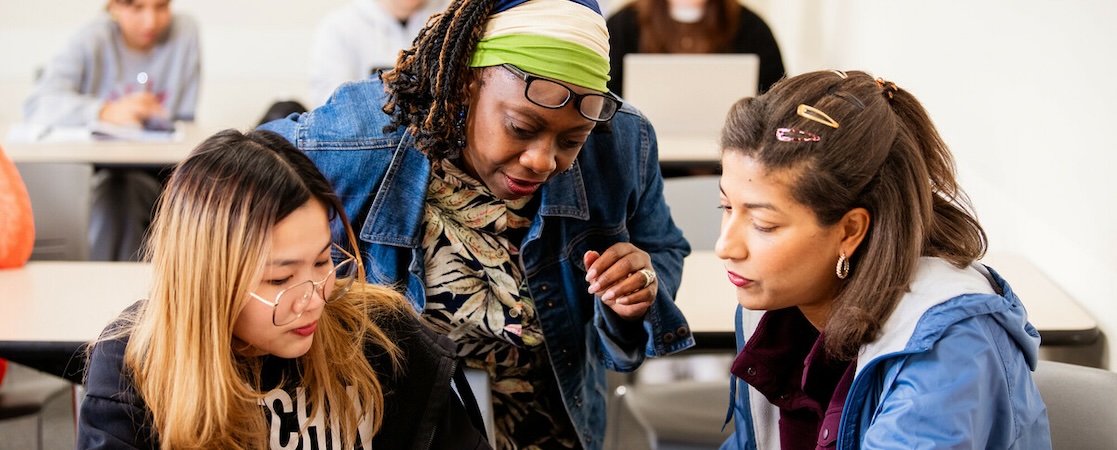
left=719, top=70, right=987, bottom=360
left=635, top=0, right=740, bottom=53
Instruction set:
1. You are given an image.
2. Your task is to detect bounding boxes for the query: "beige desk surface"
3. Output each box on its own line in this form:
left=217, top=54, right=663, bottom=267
left=0, top=262, right=150, bottom=343
left=3, top=122, right=224, bottom=165
left=0, top=252, right=1098, bottom=346
left=6, top=122, right=719, bottom=166
left=657, top=134, right=720, bottom=163
left=676, top=251, right=1099, bottom=345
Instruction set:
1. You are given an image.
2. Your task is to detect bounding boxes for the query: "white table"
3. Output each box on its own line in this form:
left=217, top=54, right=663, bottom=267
left=4, top=122, right=230, bottom=261
left=2, top=254, right=1098, bottom=382
left=4, top=122, right=224, bottom=165
left=657, top=135, right=720, bottom=163
left=6, top=123, right=724, bottom=169
left=675, top=251, right=1099, bottom=349
left=0, top=262, right=150, bottom=382
left=656, top=134, right=721, bottom=176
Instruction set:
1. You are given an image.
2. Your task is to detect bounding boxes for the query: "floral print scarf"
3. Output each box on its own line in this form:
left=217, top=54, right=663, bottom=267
left=420, top=160, right=580, bottom=449
left=420, top=160, right=541, bottom=349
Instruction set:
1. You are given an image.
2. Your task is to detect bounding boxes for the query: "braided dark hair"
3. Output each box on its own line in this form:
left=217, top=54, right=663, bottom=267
left=381, top=0, right=497, bottom=160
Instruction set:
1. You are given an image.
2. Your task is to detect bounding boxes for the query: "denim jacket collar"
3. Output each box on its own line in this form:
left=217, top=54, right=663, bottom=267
left=539, top=161, right=590, bottom=220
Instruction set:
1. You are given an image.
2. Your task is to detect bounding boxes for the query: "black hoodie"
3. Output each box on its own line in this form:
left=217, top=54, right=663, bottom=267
left=77, top=301, right=491, bottom=450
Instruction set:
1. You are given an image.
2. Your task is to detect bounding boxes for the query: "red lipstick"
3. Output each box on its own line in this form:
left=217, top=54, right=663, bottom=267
left=726, top=271, right=752, bottom=288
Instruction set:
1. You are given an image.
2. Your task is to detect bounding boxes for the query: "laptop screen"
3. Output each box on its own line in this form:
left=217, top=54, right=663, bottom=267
left=621, top=54, right=760, bottom=138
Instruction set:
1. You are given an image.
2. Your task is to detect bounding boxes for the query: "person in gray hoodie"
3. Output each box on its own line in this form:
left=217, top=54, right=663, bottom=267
left=24, top=0, right=200, bottom=261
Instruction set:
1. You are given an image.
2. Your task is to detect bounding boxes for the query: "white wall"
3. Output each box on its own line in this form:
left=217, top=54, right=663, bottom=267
left=761, top=0, right=1117, bottom=368
left=1, top=0, right=1113, bottom=367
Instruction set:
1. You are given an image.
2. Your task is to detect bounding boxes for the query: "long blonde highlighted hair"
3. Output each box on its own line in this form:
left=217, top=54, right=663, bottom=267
left=110, top=129, right=405, bottom=449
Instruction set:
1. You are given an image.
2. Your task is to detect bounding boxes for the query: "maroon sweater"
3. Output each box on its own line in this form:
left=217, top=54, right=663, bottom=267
left=730, top=308, right=856, bottom=449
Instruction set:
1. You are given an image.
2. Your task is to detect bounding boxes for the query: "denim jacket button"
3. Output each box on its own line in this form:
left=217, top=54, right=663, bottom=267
left=676, top=326, right=689, bottom=337
left=662, top=333, right=676, bottom=344
left=540, top=284, right=549, bottom=292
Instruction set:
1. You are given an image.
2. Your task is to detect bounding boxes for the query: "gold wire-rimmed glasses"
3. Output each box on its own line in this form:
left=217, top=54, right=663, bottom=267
left=500, top=64, right=621, bottom=123
left=248, top=244, right=359, bottom=326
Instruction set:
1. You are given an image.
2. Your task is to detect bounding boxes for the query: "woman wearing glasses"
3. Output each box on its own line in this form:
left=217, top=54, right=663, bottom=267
left=260, top=0, right=693, bottom=447
left=78, top=129, right=490, bottom=449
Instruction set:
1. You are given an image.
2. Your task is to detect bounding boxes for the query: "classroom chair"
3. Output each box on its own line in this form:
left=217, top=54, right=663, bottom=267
left=662, top=175, right=721, bottom=251
left=15, top=163, right=93, bottom=261
left=603, top=371, right=656, bottom=450
left=0, top=367, right=73, bottom=450
left=1033, top=359, right=1117, bottom=450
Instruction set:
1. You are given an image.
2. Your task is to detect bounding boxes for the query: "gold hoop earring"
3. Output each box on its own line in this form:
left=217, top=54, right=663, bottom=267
left=836, top=251, right=850, bottom=279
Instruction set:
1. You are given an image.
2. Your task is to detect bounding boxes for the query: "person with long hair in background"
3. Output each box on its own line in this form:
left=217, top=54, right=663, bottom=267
left=605, top=0, right=784, bottom=96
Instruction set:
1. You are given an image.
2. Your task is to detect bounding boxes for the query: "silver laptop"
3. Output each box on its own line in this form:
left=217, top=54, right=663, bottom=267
left=622, top=53, right=760, bottom=137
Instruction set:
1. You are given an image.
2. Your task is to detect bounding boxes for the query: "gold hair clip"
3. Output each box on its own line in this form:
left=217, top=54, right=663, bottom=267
left=797, top=104, right=839, bottom=129
left=876, top=77, right=898, bottom=100
left=776, top=128, right=820, bottom=142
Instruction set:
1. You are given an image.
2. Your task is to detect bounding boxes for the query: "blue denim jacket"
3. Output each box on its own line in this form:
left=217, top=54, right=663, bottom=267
left=261, top=77, right=695, bottom=449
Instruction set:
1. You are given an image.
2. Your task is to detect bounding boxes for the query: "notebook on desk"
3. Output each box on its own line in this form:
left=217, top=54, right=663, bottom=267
left=4, top=122, right=182, bottom=144
left=622, top=53, right=760, bottom=137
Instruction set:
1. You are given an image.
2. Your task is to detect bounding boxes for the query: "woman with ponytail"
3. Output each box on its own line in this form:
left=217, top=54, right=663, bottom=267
left=715, top=70, right=1050, bottom=449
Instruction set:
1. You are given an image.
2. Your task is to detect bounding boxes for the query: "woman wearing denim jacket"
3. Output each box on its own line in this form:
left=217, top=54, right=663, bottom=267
left=260, top=0, right=694, bottom=448
left=714, top=70, right=1050, bottom=449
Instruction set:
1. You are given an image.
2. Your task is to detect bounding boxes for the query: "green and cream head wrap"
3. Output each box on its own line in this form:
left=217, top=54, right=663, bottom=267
left=469, top=0, right=611, bottom=92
